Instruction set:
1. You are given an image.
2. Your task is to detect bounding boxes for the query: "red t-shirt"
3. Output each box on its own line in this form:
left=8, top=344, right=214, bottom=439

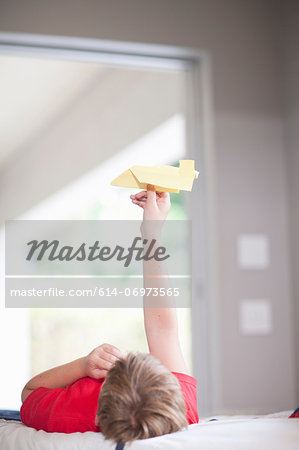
left=289, top=408, right=299, bottom=418
left=20, top=372, right=199, bottom=433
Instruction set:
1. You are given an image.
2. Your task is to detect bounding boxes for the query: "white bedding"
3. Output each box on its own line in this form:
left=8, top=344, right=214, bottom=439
left=0, top=411, right=298, bottom=450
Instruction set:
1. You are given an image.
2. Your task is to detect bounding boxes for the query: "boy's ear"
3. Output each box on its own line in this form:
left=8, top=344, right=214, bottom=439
left=95, top=413, right=100, bottom=427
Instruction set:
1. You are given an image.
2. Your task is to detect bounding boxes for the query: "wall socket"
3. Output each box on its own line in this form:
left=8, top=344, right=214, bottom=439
left=237, top=234, right=269, bottom=269
left=239, top=299, right=272, bottom=335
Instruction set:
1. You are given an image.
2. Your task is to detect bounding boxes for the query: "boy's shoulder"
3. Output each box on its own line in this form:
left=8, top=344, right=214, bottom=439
left=172, top=371, right=197, bottom=386
left=21, top=376, right=106, bottom=433
left=171, top=372, right=199, bottom=425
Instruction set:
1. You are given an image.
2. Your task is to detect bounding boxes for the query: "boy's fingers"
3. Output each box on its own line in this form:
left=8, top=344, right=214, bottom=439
left=99, top=352, right=118, bottom=364
left=146, top=184, right=157, bottom=205
left=133, top=196, right=147, bottom=204
left=132, top=200, right=145, bottom=208
left=131, top=198, right=146, bottom=206
left=157, top=191, right=169, bottom=199
left=134, top=190, right=147, bottom=200
left=97, top=358, right=113, bottom=370
left=102, top=343, right=123, bottom=359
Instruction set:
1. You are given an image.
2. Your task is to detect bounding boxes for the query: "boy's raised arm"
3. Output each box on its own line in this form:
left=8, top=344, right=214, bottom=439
left=130, top=185, right=188, bottom=375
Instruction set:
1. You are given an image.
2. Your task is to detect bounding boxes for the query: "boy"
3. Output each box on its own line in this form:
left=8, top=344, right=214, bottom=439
left=21, top=185, right=199, bottom=442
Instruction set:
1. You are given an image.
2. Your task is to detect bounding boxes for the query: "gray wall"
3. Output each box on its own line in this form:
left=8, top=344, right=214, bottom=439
left=0, top=0, right=298, bottom=413
left=282, top=0, right=299, bottom=402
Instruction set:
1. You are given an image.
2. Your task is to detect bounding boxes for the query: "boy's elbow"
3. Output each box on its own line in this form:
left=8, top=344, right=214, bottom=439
left=21, top=385, right=34, bottom=403
left=21, top=387, right=28, bottom=403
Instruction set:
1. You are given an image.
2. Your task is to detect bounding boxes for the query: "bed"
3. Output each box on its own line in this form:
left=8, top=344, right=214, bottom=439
left=0, top=411, right=298, bottom=450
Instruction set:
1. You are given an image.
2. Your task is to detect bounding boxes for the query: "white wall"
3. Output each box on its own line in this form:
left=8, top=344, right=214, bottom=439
left=0, top=0, right=297, bottom=413
left=0, top=67, right=183, bottom=222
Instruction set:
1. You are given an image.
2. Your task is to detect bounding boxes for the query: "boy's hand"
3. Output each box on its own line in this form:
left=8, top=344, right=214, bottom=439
left=130, top=184, right=171, bottom=221
left=84, top=344, right=123, bottom=379
left=130, top=185, right=171, bottom=237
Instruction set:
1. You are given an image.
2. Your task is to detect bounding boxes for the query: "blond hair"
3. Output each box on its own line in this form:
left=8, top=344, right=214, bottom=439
left=97, top=352, right=188, bottom=442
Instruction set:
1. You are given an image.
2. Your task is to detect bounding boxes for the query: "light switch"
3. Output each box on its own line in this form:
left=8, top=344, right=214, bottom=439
left=237, top=234, right=269, bottom=269
left=239, top=299, right=272, bottom=335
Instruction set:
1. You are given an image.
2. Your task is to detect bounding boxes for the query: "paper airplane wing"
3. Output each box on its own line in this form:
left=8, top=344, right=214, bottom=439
left=111, top=160, right=198, bottom=193
left=132, top=160, right=198, bottom=191
left=111, top=167, right=179, bottom=193
left=131, top=165, right=179, bottom=193
left=110, top=168, right=144, bottom=189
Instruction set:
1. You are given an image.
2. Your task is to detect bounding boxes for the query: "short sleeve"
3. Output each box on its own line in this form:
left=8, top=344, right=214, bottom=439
left=21, top=387, right=64, bottom=431
left=172, top=372, right=199, bottom=424
left=20, top=377, right=103, bottom=433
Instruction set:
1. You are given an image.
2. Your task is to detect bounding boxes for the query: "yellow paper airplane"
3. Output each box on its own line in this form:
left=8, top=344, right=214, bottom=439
left=110, top=160, right=199, bottom=193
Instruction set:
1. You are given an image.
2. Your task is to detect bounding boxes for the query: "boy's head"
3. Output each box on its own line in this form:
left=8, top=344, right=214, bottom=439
left=96, top=352, right=188, bottom=442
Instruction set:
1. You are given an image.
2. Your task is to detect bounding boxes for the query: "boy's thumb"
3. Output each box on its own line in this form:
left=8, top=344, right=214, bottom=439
left=146, top=184, right=156, bottom=204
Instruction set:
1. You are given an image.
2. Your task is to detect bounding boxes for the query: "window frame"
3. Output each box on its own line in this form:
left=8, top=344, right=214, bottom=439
left=0, top=31, right=219, bottom=415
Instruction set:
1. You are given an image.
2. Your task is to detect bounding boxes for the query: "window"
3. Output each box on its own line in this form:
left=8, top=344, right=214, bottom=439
left=0, top=38, right=206, bottom=409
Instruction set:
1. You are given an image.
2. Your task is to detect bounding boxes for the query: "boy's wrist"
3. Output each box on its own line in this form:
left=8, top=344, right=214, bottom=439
left=78, top=357, right=88, bottom=378
left=141, top=220, right=164, bottom=241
